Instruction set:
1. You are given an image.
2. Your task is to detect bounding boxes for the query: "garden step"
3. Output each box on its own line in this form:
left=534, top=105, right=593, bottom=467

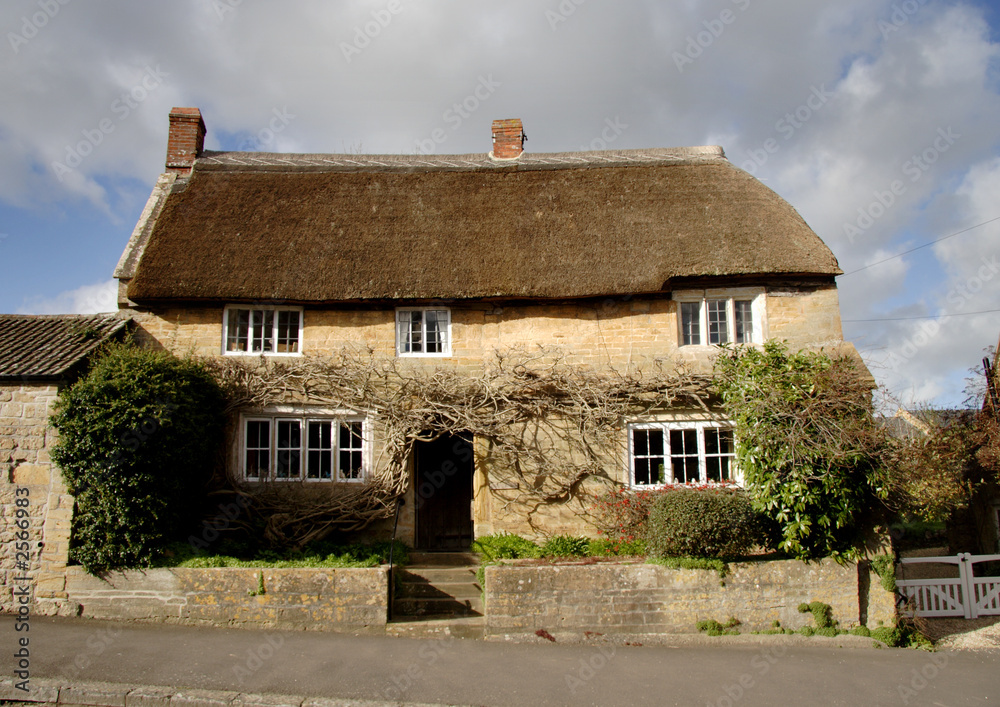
left=406, top=551, right=481, bottom=567
left=396, top=581, right=483, bottom=600
left=393, top=595, right=483, bottom=617
left=386, top=615, right=485, bottom=640
left=397, top=567, right=479, bottom=584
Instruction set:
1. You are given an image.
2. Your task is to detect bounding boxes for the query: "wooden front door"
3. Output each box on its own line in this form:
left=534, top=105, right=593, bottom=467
left=414, top=433, right=474, bottom=550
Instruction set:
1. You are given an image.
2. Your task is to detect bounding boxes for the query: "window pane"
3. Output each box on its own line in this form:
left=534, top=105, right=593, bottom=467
left=245, top=420, right=270, bottom=479
left=252, top=310, right=275, bottom=353
left=275, top=420, right=301, bottom=479
left=680, top=302, right=701, bottom=346
left=632, top=428, right=666, bottom=485
left=670, top=428, right=700, bottom=483
left=399, top=311, right=422, bottom=353
left=307, top=421, right=333, bottom=480
left=707, top=300, right=729, bottom=345
left=227, top=309, right=250, bottom=352
left=425, top=310, right=448, bottom=353
left=704, top=428, right=735, bottom=482
left=277, top=310, right=300, bottom=353
left=734, top=300, right=753, bottom=344
left=338, top=422, right=364, bottom=480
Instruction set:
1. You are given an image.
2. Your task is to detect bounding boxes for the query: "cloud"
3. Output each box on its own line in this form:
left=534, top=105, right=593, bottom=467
left=17, top=279, right=118, bottom=315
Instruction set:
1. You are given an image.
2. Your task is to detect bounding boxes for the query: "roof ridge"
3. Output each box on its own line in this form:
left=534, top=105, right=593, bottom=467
left=195, top=146, right=727, bottom=172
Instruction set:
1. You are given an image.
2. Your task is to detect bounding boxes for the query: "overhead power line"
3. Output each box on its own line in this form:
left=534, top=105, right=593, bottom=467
left=839, top=215, right=1000, bottom=277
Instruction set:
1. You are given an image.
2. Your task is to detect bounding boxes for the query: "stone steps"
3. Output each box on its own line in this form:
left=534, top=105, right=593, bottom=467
left=392, top=553, right=483, bottom=621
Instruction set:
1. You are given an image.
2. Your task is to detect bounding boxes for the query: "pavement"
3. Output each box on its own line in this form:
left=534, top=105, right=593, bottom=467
left=1, top=615, right=999, bottom=706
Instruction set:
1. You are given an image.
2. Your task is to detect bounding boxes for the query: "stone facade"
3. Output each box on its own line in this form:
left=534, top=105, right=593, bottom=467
left=64, top=566, right=388, bottom=631
left=484, top=559, right=896, bottom=637
left=0, top=382, right=73, bottom=615
left=123, top=284, right=852, bottom=544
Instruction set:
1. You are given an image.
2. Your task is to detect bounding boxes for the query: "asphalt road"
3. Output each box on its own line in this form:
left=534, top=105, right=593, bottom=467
left=2, top=616, right=997, bottom=706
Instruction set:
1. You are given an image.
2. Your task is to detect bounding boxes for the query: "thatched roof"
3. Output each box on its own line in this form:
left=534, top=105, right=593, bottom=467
left=0, top=314, right=129, bottom=380
left=122, top=147, right=841, bottom=304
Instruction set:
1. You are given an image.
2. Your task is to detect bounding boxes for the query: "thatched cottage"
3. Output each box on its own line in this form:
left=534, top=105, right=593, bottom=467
left=111, top=107, right=861, bottom=550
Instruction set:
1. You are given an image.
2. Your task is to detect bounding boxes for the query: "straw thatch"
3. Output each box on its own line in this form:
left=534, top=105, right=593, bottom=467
left=125, top=148, right=840, bottom=303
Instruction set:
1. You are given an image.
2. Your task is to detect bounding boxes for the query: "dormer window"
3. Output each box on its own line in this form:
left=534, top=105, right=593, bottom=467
left=396, top=308, right=451, bottom=357
left=675, top=289, right=763, bottom=346
left=224, top=306, right=303, bottom=355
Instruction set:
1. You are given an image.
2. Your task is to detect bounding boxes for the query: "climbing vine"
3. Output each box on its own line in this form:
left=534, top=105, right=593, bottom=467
left=206, top=346, right=713, bottom=548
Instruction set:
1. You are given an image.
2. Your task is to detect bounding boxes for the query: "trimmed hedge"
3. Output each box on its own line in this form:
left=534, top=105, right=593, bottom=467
left=645, top=487, right=760, bottom=558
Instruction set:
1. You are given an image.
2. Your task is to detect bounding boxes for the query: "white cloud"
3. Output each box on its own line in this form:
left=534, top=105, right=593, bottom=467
left=17, top=280, right=118, bottom=315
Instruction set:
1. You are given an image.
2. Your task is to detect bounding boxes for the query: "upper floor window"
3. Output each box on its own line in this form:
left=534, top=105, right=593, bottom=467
left=243, top=414, right=367, bottom=483
left=629, top=421, right=737, bottom=487
left=396, top=308, right=451, bottom=357
left=675, top=289, right=763, bottom=346
left=224, top=306, right=303, bottom=355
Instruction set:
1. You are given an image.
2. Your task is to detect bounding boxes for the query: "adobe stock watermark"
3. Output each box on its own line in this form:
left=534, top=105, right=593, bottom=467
left=64, top=625, right=122, bottom=681
left=564, top=644, right=616, bottom=694
left=885, top=252, right=998, bottom=372
left=381, top=638, right=448, bottom=701
left=580, top=117, right=628, bottom=152
left=108, top=397, right=178, bottom=466
left=879, top=0, right=931, bottom=41
left=232, top=633, right=286, bottom=682
left=705, top=644, right=787, bottom=707
left=844, top=127, right=960, bottom=243
left=8, top=0, right=72, bottom=55
left=673, top=0, right=752, bottom=73
left=739, top=84, right=833, bottom=176
left=414, top=439, right=473, bottom=509
left=188, top=496, right=251, bottom=554
left=340, top=0, right=403, bottom=63
left=51, top=64, right=170, bottom=182
left=213, top=0, right=242, bottom=22
left=546, top=0, right=586, bottom=32
left=414, top=75, right=502, bottom=155
left=897, top=652, right=949, bottom=704
left=236, top=107, right=296, bottom=151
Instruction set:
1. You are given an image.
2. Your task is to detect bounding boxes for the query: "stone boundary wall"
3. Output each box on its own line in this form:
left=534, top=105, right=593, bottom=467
left=64, top=566, right=388, bottom=631
left=0, top=383, right=73, bottom=615
left=485, top=559, right=896, bottom=636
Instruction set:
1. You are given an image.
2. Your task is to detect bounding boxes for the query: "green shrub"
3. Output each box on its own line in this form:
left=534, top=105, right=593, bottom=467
left=797, top=601, right=836, bottom=629
left=645, top=487, right=759, bottom=559
left=540, top=535, right=589, bottom=557
left=816, top=626, right=839, bottom=638
left=869, top=553, right=897, bottom=593
left=471, top=532, right=541, bottom=561
left=696, top=617, right=740, bottom=636
left=799, top=625, right=815, bottom=637
left=849, top=626, right=871, bottom=637
left=870, top=626, right=903, bottom=646
left=646, top=556, right=728, bottom=577
left=51, top=343, right=225, bottom=573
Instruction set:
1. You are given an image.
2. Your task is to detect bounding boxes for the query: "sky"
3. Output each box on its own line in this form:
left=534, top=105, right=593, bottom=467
left=1, top=0, right=999, bottom=409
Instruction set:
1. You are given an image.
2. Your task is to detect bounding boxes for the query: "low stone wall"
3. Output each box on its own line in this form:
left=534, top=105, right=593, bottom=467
left=485, top=559, right=895, bottom=637
left=65, top=566, right=388, bottom=631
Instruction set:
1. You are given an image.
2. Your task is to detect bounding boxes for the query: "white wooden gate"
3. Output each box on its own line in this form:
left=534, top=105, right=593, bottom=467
left=896, top=553, right=1000, bottom=619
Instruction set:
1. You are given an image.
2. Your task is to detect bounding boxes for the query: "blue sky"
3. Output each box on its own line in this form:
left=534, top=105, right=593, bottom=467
left=1, top=0, right=999, bottom=408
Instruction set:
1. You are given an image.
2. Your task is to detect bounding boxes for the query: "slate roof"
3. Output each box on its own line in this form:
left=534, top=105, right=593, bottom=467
left=120, top=146, right=842, bottom=304
left=0, top=314, right=130, bottom=380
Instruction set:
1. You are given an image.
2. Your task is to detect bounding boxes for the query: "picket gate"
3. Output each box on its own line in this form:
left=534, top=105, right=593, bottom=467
left=896, top=553, right=1000, bottom=619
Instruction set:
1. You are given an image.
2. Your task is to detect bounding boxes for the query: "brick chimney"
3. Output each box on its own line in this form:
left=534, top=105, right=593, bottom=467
left=166, top=107, right=206, bottom=174
left=491, top=119, right=526, bottom=159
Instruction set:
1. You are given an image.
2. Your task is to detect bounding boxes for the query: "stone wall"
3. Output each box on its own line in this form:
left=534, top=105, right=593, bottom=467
left=0, top=382, right=73, bottom=615
left=484, top=559, right=896, bottom=637
left=64, top=566, right=388, bottom=631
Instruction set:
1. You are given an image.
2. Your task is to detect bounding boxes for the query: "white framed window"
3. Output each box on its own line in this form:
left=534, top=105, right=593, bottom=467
left=241, top=414, right=368, bottom=482
left=396, top=307, right=451, bottom=357
left=628, top=421, right=738, bottom=487
left=675, top=289, right=763, bottom=346
left=224, top=306, right=303, bottom=355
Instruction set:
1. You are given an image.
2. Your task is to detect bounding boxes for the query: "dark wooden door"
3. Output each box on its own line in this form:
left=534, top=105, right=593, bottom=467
left=415, top=433, right=474, bottom=550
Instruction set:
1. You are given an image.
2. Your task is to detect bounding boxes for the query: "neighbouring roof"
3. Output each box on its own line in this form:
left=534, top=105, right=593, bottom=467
left=122, top=147, right=842, bottom=304
left=0, top=314, right=129, bottom=380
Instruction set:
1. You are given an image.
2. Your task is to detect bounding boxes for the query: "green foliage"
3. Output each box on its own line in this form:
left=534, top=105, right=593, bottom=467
left=714, top=341, right=888, bottom=561
left=586, top=538, right=647, bottom=557
left=696, top=617, right=741, bottom=636
left=539, top=535, right=589, bottom=557
left=591, top=487, right=674, bottom=545
left=797, top=601, right=836, bottom=629
left=869, top=620, right=934, bottom=649
left=163, top=539, right=405, bottom=569
left=471, top=532, right=542, bottom=561
left=646, top=556, right=728, bottom=577
left=870, top=626, right=903, bottom=647
left=50, top=343, right=225, bottom=573
left=645, top=487, right=759, bottom=559
left=849, top=625, right=871, bottom=637
left=799, top=625, right=815, bottom=637
left=869, top=553, right=897, bottom=593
